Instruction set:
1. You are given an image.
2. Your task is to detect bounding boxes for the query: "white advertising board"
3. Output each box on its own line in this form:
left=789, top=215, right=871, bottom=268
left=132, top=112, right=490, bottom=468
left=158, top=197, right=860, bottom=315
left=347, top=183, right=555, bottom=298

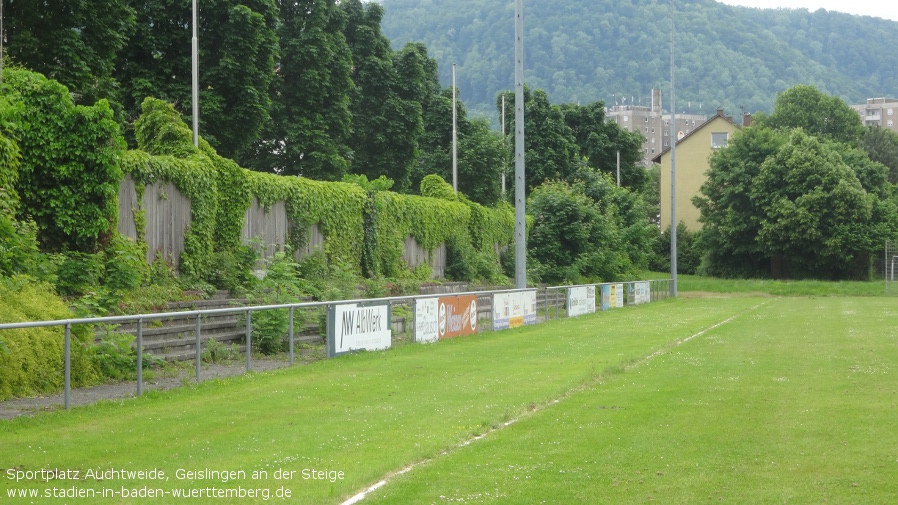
left=414, top=298, right=439, bottom=343
left=567, top=285, right=596, bottom=317
left=615, top=283, right=624, bottom=308
left=328, top=302, right=392, bottom=357
left=634, top=282, right=650, bottom=305
left=493, top=290, right=537, bottom=330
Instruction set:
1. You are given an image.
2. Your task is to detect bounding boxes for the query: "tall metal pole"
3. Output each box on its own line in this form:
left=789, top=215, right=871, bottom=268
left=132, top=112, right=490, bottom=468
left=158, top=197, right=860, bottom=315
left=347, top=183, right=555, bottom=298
left=1, top=0, right=4, bottom=86
left=616, top=150, right=620, bottom=186
left=669, top=0, right=678, bottom=297
left=501, top=94, right=506, bottom=197
left=192, top=0, right=199, bottom=147
left=452, top=63, right=458, bottom=192
left=514, top=0, right=526, bottom=289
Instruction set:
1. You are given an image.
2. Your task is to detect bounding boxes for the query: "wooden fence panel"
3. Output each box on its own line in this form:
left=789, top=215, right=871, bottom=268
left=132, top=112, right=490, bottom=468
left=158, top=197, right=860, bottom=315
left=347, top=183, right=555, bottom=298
left=119, top=177, right=445, bottom=278
left=118, top=174, right=191, bottom=268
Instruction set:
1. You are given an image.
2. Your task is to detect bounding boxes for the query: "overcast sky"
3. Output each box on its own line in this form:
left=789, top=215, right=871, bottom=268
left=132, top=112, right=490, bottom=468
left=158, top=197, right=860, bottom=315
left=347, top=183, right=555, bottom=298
left=715, top=0, right=898, bottom=22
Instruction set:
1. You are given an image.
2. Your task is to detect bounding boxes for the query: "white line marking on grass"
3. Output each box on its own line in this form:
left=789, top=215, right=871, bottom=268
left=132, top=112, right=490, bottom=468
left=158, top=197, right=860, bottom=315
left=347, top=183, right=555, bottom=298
left=639, top=301, right=768, bottom=365
left=340, top=301, right=767, bottom=504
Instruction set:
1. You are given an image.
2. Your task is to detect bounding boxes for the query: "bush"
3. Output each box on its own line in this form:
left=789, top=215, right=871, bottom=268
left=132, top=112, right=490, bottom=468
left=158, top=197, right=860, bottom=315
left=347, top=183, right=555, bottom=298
left=91, top=332, right=162, bottom=380
left=247, top=251, right=309, bottom=354
left=56, top=252, right=105, bottom=297
left=0, top=280, right=99, bottom=400
left=104, top=234, right=148, bottom=292
left=649, top=223, right=702, bottom=275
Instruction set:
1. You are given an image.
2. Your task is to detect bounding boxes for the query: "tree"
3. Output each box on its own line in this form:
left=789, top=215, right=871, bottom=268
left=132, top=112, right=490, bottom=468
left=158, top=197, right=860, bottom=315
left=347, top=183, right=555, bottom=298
left=693, top=126, right=787, bottom=277
left=342, top=0, right=422, bottom=192
left=527, top=180, right=608, bottom=284
left=243, top=0, right=353, bottom=179
left=4, top=0, right=136, bottom=108
left=560, top=102, right=645, bottom=190
left=116, top=0, right=278, bottom=161
left=415, top=86, right=503, bottom=205
left=500, top=87, right=578, bottom=194
left=861, top=126, right=898, bottom=184
left=750, top=130, right=884, bottom=279
left=762, top=85, right=863, bottom=144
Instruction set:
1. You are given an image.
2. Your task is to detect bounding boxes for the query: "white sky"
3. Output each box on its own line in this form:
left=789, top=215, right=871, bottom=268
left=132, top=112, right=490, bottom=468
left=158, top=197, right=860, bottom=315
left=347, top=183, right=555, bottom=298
left=715, top=0, right=898, bottom=22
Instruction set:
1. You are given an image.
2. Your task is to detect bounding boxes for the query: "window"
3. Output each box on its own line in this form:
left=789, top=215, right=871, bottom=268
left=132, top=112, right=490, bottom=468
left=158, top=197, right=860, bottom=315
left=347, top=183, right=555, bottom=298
left=889, top=108, right=894, bottom=116
left=651, top=148, right=655, bottom=154
left=711, top=132, right=729, bottom=148
left=889, top=120, right=894, bottom=127
left=644, top=127, right=649, bottom=133
left=651, top=138, right=655, bottom=144
left=623, top=116, right=628, bottom=122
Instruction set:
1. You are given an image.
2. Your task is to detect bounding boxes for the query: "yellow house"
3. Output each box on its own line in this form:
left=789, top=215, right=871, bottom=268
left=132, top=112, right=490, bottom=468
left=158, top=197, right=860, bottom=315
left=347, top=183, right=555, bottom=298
left=653, top=109, right=741, bottom=231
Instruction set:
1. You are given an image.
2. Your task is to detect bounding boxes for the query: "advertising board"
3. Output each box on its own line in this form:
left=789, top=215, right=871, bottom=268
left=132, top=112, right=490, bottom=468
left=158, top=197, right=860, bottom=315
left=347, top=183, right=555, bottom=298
left=327, top=302, right=391, bottom=357
left=438, top=294, right=479, bottom=339
left=414, top=298, right=439, bottom=343
left=567, top=285, right=596, bottom=317
left=492, top=290, right=537, bottom=330
left=600, top=284, right=611, bottom=311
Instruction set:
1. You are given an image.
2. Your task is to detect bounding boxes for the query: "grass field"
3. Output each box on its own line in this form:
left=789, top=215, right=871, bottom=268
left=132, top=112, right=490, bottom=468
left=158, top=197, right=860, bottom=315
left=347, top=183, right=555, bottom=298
left=2, top=290, right=897, bottom=504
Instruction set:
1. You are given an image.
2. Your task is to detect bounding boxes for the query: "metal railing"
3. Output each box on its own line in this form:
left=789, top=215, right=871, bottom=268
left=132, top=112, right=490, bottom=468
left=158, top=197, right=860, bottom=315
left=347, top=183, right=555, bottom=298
left=0, top=280, right=672, bottom=411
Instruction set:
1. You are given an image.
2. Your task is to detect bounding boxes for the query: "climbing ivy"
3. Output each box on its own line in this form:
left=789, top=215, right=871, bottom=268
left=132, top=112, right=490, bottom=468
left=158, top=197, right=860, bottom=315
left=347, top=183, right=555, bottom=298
left=0, top=67, right=124, bottom=252
left=121, top=99, right=512, bottom=282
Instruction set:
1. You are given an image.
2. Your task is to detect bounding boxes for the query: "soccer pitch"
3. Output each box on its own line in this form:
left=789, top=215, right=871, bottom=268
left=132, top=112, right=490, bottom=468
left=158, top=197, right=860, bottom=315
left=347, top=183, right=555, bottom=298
left=2, top=296, right=897, bottom=504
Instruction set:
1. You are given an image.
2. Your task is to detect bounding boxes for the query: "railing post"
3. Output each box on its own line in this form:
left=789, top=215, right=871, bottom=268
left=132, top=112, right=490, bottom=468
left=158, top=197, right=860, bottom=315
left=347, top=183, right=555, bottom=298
left=246, top=310, right=252, bottom=373
left=288, top=307, right=295, bottom=366
left=195, top=315, right=202, bottom=381
left=64, top=323, right=71, bottom=411
left=137, top=318, right=144, bottom=396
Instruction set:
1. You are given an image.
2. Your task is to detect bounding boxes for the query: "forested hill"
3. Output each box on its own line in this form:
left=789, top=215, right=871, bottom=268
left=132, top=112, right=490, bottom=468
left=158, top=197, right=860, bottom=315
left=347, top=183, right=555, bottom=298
left=380, top=0, right=898, bottom=120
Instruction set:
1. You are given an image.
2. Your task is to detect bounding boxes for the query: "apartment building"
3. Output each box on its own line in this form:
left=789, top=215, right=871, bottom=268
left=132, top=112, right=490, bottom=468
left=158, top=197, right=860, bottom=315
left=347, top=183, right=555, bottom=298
left=851, top=97, right=898, bottom=133
left=605, top=89, right=708, bottom=165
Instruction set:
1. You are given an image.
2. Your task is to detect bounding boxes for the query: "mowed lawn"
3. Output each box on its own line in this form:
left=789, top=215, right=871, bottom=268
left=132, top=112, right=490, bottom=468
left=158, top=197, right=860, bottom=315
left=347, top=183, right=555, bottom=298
left=367, top=297, right=898, bottom=504
left=2, top=296, right=897, bottom=504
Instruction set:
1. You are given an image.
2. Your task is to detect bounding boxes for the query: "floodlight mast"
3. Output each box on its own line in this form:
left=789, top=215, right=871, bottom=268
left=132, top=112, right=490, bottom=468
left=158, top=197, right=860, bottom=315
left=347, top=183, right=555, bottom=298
left=514, top=0, right=526, bottom=289
left=192, top=0, right=199, bottom=147
left=668, top=0, right=678, bottom=297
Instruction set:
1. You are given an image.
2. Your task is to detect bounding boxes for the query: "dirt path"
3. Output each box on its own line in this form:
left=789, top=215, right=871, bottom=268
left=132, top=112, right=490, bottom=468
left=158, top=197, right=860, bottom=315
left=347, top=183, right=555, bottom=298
left=0, top=358, right=295, bottom=420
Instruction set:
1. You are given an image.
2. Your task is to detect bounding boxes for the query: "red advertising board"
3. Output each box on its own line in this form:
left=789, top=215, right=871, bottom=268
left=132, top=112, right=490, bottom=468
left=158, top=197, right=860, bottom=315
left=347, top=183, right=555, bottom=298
left=438, top=294, right=478, bottom=339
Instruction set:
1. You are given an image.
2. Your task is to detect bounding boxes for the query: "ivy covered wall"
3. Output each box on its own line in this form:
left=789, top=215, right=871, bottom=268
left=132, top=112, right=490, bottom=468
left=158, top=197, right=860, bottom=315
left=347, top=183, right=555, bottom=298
left=121, top=99, right=514, bottom=280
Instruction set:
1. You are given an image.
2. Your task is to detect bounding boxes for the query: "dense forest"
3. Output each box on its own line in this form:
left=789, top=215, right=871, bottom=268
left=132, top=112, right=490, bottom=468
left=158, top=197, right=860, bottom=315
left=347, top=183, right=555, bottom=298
left=380, top=0, right=898, bottom=122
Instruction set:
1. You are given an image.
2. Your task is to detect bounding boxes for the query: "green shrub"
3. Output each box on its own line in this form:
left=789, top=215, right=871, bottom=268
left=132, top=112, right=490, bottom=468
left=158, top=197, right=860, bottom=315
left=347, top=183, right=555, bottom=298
left=0, top=280, right=99, bottom=400
left=91, top=333, right=161, bottom=380
left=248, top=251, right=309, bottom=354
left=56, top=252, right=105, bottom=297
left=202, top=338, right=240, bottom=363
left=105, top=234, right=148, bottom=292
left=208, top=245, right=258, bottom=294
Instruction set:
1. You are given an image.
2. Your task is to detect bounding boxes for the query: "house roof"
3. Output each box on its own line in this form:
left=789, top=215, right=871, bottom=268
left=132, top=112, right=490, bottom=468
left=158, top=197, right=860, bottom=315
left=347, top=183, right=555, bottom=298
left=650, top=109, right=742, bottom=164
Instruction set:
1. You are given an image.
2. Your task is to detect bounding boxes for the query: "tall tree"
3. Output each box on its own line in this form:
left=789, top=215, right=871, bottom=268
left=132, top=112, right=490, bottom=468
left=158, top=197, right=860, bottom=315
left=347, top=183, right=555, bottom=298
left=693, top=126, right=788, bottom=278
left=762, top=84, right=864, bottom=145
left=245, top=0, right=353, bottom=179
left=4, top=0, right=136, bottom=107
left=751, top=130, right=884, bottom=279
left=861, top=126, right=898, bottom=184
left=560, top=101, right=645, bottom=190
left=342, top=0, right=422, bottom=192
left=116, top=0, right=278, bottom=160
left=500, top=87, right=578, bottom=194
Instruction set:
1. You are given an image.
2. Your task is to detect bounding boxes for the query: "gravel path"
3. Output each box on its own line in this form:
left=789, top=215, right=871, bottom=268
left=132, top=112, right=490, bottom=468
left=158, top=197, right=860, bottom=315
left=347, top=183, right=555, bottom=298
left=0, top=358, right=297, bottom=420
